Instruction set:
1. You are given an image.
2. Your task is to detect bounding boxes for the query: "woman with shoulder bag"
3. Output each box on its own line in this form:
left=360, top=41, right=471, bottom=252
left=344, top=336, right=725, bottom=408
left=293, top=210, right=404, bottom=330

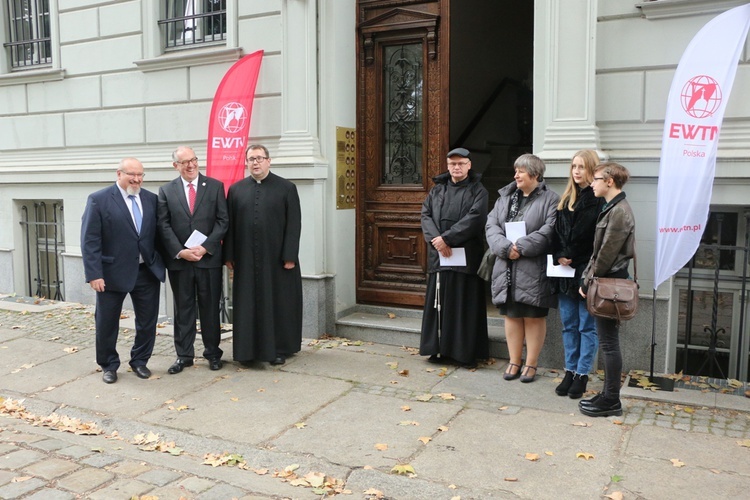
left=578, top=162, right=636, bottom=417
left=551, top=150, right=603, bottom=399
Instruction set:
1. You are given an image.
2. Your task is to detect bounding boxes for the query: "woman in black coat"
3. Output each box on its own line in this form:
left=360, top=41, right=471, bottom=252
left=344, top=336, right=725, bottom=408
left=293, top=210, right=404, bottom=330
left=551, top=150, right=603, bottom=399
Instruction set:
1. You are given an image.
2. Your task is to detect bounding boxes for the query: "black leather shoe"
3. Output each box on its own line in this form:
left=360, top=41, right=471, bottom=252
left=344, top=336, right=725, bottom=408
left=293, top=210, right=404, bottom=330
left=168, top=359, right=194, bottom=374
left=270, top=356, right=286, bottom=366
left=579, top=393, right=604, bottom=409
left=208, top=358, right=223, bottom=371
left=427, top=354, right=441, bottom=364
left=102, top=370, right=117, bottom=384
left=133, top=365, right=151, bottom=379
left=579, top=398, right=622, bottom=417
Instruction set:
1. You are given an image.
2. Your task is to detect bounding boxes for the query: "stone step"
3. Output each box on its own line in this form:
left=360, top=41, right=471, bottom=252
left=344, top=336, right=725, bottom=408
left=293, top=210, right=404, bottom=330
left=335, top=305, right=509, bottom=359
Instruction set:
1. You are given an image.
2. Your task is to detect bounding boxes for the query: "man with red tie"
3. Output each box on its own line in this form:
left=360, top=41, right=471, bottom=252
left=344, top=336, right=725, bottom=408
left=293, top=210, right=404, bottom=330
left=157, top=146, right=229, bottom=374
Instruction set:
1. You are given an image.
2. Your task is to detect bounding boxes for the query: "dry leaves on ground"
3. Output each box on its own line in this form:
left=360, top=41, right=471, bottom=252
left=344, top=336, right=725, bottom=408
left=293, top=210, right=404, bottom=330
left=670, top=458, right=686, bottom=467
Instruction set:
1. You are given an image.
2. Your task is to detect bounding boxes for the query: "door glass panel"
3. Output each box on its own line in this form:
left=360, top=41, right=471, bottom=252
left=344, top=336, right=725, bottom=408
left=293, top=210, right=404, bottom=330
left=676, top=289, right=732, bottom=377
left=691, top=212, right=738, bottom=270
left=383, top=43, right=423, bottom=185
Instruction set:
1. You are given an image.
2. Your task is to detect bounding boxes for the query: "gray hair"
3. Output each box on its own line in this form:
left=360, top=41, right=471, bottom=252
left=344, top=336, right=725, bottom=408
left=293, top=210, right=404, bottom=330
left=514, top=153, right=546, bottom=181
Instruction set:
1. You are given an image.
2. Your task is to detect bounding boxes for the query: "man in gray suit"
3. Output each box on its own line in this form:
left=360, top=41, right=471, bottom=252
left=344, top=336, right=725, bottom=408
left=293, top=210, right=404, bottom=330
left=157, top=146, right=229, bottom=373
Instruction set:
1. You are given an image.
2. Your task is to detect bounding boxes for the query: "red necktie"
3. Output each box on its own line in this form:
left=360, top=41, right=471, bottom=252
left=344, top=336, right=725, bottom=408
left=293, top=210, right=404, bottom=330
left=188, top=183, right=196, bottom=214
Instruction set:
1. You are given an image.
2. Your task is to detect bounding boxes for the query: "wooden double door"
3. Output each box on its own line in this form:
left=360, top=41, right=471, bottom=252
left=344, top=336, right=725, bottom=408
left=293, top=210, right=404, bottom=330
left=355, top=0, right=449, bottom=307
left=355, top=0, right=534, bottom=307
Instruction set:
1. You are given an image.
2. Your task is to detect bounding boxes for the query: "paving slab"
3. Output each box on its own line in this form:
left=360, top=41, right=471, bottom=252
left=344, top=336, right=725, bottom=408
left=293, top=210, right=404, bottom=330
left=282, top=344, right=453, bottom=392
left=430, top=361, right=604, bottom=415
left=140, top=367, right=352, bottom=444
left=37, top=355, right=217, bottom=419
left=1, top=346, right=97, bottom=394
left=625, top=424, right=750, bottom=475
left=411, top=407, right=624, bottom=498
left=55, top=467, right=115, bottom=493
left=272, top=391, right=462, bottom=468
left=0, top=327, right=28, bottom=342
left=0, top=338, right=72, bottom=378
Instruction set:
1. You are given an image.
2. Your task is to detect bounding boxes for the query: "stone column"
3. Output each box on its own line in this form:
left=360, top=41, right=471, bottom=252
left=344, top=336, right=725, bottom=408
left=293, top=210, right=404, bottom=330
left=277, top=0, right=322, bottom=158
left=534, top=0, right=602, bottom=159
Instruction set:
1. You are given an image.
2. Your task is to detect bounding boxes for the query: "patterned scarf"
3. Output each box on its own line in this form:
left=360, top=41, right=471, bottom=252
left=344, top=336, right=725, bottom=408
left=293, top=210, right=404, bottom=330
left=504, top=189, right=523, bottom=289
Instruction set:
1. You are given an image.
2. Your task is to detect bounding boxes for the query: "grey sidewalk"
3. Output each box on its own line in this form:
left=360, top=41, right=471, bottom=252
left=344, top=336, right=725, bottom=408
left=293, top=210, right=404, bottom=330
left=1, top=297, right=749, bottom=499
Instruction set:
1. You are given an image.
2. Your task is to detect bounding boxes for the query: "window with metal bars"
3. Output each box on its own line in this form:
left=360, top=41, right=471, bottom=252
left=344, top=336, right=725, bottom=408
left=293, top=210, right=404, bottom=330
left=3, top=0, right=51, bottom=69
left=159, top=0, right=226, bottom=50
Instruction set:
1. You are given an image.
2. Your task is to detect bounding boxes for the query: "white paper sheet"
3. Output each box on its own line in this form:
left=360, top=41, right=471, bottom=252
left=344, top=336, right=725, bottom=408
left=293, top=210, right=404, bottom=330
left=546, top=254, right=575, bottom=278
left=440, top=247, right=467, bottom=266
left=184, top=229, right=208, bottom=248
left=505, top=221, right=526, bottom=243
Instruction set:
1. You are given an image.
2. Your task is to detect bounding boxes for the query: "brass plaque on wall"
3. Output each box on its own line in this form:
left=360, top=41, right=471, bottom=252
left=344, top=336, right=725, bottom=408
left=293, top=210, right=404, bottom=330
left=336, top=127, right=356, bottom=210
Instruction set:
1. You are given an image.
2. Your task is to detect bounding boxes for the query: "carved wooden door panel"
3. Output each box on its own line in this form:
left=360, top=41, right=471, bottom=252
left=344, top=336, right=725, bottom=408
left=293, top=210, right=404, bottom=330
left=356, top=1, right=449, bottom=307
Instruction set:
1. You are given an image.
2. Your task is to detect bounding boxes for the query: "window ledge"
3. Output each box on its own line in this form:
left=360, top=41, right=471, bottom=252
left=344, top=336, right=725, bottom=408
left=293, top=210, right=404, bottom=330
left=636, top=0, right=749, bottom=19
left=134, top=46, right=242, bottom=72
left=0, top=67, right=65, bottom=87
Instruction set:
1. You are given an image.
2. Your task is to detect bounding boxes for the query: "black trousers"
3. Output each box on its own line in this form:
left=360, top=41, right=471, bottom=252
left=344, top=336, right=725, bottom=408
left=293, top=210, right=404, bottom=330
left=168, top=266, right=223, bottom=361
left=95, top=265, right=160, bottom=371
left=596, top=316, right=622, bottom=400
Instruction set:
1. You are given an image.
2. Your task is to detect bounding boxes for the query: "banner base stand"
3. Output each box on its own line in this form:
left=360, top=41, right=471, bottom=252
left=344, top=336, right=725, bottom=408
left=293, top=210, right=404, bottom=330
left=627, top=375, right=675, bottom=392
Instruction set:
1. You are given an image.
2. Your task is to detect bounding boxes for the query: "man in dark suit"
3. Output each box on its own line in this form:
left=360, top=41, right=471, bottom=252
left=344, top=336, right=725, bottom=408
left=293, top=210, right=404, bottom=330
left=81, top=158, right=166, bottom=384
left=157, top=146, right=228, bottom=374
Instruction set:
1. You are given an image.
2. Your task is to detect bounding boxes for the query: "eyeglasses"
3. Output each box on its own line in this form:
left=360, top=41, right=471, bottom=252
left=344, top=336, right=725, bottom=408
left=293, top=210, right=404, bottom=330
left=176, top=157, right=198, bottom=166
left=593, top=177, right=605, bottom=182
left=119, top=170, right=145, bottom=179
left=447, top=161, right=470, bottom=167
left=246, top=156, right=269, bottom=163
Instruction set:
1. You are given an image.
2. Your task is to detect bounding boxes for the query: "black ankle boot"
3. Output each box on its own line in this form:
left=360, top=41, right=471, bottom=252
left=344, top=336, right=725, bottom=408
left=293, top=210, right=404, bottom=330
left=579, top=397, right=622, bottom=417
left=555, top=370, right=574, bottom=396
left=567, top=374, right=588, bottom=399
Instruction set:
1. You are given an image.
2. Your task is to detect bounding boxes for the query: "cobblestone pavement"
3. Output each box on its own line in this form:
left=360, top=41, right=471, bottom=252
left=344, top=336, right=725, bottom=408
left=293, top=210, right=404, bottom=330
left=1, top=301, right=749, bottom=499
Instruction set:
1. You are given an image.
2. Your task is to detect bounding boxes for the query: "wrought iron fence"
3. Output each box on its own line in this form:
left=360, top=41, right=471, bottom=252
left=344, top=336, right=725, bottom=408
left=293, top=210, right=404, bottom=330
left=19, top=201, right=64, bottom=300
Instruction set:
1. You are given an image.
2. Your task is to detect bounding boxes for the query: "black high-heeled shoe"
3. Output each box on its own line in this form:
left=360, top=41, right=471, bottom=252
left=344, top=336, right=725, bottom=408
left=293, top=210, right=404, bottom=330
left=503, top=362, right=522, bottom=380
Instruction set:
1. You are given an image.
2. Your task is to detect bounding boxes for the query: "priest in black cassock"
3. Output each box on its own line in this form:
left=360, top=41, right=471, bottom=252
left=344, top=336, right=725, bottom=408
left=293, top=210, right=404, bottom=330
left=420, top=148, right=489, bottom=369
left=224, top=144, right=303, bottom=366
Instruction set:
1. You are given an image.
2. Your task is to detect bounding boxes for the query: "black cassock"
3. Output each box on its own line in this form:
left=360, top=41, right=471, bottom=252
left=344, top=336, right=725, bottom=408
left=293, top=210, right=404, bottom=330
left=224, top=172, right=303, bottom=362
left=419, top=172, right=489, bottom=365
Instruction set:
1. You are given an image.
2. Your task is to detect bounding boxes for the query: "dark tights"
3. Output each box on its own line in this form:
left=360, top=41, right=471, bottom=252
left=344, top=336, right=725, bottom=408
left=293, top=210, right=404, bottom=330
left=596, top=316, right=622, bottom=400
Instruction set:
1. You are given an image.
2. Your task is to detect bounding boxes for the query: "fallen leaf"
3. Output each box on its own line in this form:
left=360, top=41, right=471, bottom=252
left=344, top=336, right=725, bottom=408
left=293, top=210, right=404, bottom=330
left=401, top=405, right=411, bottom=411
left=418, top=436, right=431, bottom=444
left=438, top=425, right=449, bottom=432
left=448, top=484, right=457, bottom=489
left=572, top=421, right=592, bottom=427
left=386, top=362, right=398, bottom=369
left=438, top=393, right=456, bottom=400
left=525, top=453, right=540, bottom=461
left=604, top=493, right=624, bottom=500
left=398, top=369, right=409, bottom=377
left=294, top=422, right=306, bottom=429
left=544, top=451, right=554, bottom=456
left=728, top=379, right=743, bottom=389
left=375, top=443, right=388, bottom=451
left=504, top=477, right=518, bottom=482
left=163, top=399, right=175, bottom=405
left=391, top=464, right=415, bottom=475
left=398, top=420, right=419, bottom=426
left=576, top=452, right=594, bottom=460
left=230, top=397, right=239, bottom=402
left=612, top=420, right=624, bottom=425
left=670, top=458, right=685, bottom=467
left=498, top=406, right=509, bottom=411
left=363, top=488, right=384, bottom=498
left=386, top=312, right=396, bottom=319
left=63, top=347, right=79, bottom=354
left=611, top=475, right=624, bottom=482
left=253, top=468, right=268, bottom=475
left=736, top=439, right=750, bottom=448
left=11, top=477, right=31, bottom=483
left=710, top=469, right=721, bottom=474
